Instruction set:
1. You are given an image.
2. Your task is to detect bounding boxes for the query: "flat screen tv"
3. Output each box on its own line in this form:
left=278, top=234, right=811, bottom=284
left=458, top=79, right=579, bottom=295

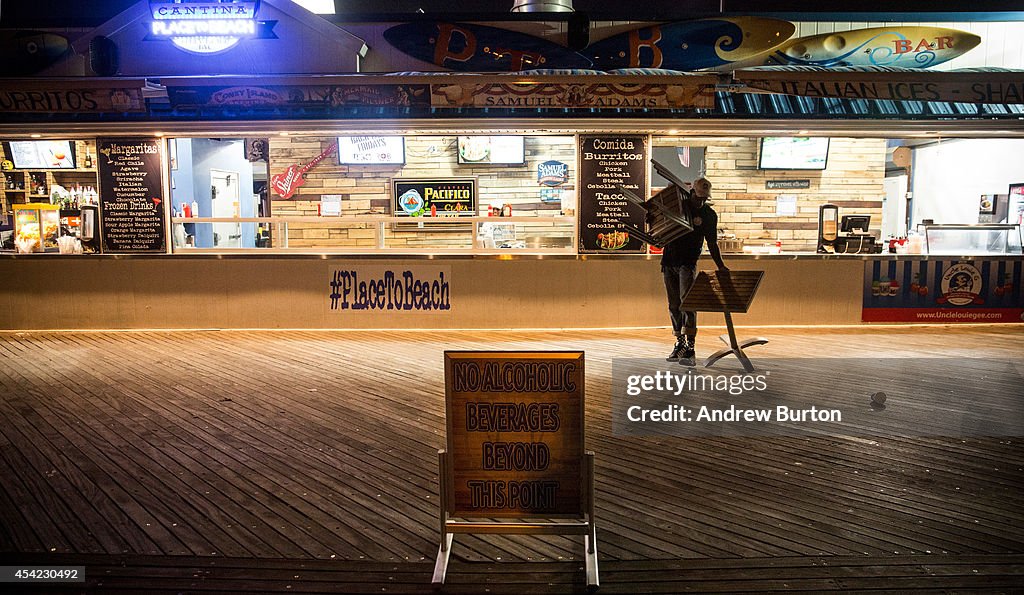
left=8, top=140, right=76, bottom=169
left=758, top=137, right=829, bottom=170
left=457, top=136, right=525, bottom=165
left=337, top=136, right=405, bottom=165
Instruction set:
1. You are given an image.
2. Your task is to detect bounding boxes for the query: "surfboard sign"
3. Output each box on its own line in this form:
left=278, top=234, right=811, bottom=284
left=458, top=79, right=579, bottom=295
left=730, top=26, right=981, bottom=69
left=0, top=31, right=69, bottom=76
left=585, top=17, right=795, bottom=71
left=383, top=22, right=591, bottom=71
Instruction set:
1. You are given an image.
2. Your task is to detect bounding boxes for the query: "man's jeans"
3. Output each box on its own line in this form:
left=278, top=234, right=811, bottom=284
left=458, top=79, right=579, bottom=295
left=662, top=264, right=698, bottom=337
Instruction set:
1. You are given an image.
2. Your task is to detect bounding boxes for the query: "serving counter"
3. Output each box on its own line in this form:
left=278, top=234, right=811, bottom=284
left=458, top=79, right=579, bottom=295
left=2, top=252, right=1020, bottom=330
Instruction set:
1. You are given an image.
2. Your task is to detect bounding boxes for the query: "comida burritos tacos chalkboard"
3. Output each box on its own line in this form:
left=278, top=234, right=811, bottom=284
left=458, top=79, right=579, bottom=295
left=578, top=135, right=648, bottom=254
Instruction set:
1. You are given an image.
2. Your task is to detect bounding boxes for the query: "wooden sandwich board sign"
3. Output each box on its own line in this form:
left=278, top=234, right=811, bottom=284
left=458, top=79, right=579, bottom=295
left=435, top=351, right=598, bottom=588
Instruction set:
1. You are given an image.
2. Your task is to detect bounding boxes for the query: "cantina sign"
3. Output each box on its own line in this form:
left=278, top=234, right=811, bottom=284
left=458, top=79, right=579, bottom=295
left=444, top=352, right=585, bottom=517
left=148, top=1, right=276, bottom=54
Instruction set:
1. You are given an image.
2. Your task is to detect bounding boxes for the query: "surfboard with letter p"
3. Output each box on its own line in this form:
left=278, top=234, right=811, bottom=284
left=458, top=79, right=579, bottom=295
left=383, top=22, right=591, bottom=71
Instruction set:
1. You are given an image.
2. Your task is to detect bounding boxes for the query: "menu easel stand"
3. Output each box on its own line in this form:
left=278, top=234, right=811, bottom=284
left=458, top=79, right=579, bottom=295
left=432, top=450, right=599, bottom=589
left=680, top=270, right=767, bottom=373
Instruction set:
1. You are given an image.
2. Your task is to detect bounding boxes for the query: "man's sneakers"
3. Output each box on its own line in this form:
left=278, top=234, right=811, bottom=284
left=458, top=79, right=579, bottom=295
left=678, top=339, right=696, bottom=366
left=666, top=337, right=687, bottom=362
left=667, top=337, right=697, bottom=365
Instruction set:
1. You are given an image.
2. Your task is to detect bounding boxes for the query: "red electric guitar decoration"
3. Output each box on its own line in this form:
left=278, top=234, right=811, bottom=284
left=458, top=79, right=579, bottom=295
left=271, top=142, right=338, bottom=199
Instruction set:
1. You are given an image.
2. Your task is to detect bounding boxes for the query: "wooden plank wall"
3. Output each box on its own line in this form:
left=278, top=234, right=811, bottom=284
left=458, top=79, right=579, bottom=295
left=654, top=136, right=887, bottom=252
left=268, top=135, right=577, bottom=249
left=271, top=135, right=885, bottom=252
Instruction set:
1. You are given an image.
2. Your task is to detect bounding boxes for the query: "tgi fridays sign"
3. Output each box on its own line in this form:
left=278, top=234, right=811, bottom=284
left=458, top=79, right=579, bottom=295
left=431, top=82, right=715, bottom=110
left=444, top=352, right=585, bottom=517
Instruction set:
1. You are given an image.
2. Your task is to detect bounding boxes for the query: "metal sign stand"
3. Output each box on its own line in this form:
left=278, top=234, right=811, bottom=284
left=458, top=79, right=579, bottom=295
left=680, top=270, right=768, bottom=373
left=432, top=450, right=599, bottom=589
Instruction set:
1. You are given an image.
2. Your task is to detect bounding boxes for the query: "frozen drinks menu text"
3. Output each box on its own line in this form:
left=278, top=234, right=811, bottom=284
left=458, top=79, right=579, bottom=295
left=578, top=135, right=648, bottom=253
left=98, top=138, right=166, bottom=253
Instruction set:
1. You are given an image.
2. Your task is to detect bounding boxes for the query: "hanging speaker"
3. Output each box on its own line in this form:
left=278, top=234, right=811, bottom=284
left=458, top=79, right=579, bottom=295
left=567, top=12, right=590, bottom=51
left=892, top=146, right=912, bottom=168
left=89, top=35, right=119, bottom=76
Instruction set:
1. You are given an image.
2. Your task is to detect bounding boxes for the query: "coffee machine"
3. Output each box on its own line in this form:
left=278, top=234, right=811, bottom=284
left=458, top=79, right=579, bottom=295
left=816, top=203, right=839, bottom=253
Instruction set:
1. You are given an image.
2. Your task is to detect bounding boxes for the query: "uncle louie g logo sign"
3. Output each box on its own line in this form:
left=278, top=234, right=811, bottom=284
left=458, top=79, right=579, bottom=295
left=938, top=262, right=984, bottom=305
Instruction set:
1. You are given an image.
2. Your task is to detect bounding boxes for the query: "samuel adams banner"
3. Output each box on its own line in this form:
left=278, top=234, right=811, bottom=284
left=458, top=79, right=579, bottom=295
left=863, top=258, right=1024, bottom=323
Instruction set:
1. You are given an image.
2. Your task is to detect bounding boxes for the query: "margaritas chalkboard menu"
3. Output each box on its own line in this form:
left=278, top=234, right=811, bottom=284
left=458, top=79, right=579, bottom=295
left=97, top=138, right=166, bottom=253
left=578, top=135, right=648, bottom=253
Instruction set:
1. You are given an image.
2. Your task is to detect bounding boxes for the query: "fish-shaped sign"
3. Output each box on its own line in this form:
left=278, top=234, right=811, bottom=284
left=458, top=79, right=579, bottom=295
left=0, top=31, right=69, bottom=75
left=383, top=22, right=591, bottom=72
left=585, top=17, right=795, bottom=71
left=729, top=26, right=981, bottom=69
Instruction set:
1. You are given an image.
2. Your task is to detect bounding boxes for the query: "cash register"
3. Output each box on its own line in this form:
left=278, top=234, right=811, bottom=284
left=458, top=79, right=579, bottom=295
left=835, top=214, right=879, bottom=254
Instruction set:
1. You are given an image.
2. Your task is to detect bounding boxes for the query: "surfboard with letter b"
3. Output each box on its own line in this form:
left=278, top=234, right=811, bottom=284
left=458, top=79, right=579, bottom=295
left=585, top=17, right=796, bottom=71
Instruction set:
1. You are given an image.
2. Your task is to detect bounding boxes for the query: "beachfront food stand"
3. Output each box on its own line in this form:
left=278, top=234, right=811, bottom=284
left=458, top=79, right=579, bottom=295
left=0, top=1, right=1022, bottom=329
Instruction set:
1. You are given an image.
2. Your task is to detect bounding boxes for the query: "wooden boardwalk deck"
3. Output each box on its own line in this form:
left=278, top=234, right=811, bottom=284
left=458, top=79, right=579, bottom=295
left=0, top=326, right=1021, bottom=592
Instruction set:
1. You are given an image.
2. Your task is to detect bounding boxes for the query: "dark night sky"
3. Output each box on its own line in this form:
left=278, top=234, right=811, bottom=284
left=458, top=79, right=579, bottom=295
left=1, top=0, right=1021, bottom=27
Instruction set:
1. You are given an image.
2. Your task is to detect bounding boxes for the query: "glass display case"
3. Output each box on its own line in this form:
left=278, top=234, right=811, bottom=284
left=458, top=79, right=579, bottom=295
left=13, top=203, right=60, bottom=253
left=924, top=224, right=1022, bottom=255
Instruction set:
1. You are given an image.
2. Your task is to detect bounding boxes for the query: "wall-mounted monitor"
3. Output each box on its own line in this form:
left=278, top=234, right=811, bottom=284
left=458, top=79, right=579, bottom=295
left=758, top=137, right=829, bottom=170
left=458, top=136, right=525, bottom=165
left=7, top=140, right=76, bottom=169
left=337, top=136, right=405, bottom=165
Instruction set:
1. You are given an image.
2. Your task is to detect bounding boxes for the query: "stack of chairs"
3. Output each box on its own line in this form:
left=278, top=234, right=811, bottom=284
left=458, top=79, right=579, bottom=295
left=617, top=159, right=696, bottom=247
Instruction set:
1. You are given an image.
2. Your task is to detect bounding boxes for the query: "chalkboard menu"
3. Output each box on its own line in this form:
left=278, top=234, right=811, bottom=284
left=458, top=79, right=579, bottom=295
left=578, top=135, right=648, bottom=253
left=97, top=138, right=166, bottom=253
